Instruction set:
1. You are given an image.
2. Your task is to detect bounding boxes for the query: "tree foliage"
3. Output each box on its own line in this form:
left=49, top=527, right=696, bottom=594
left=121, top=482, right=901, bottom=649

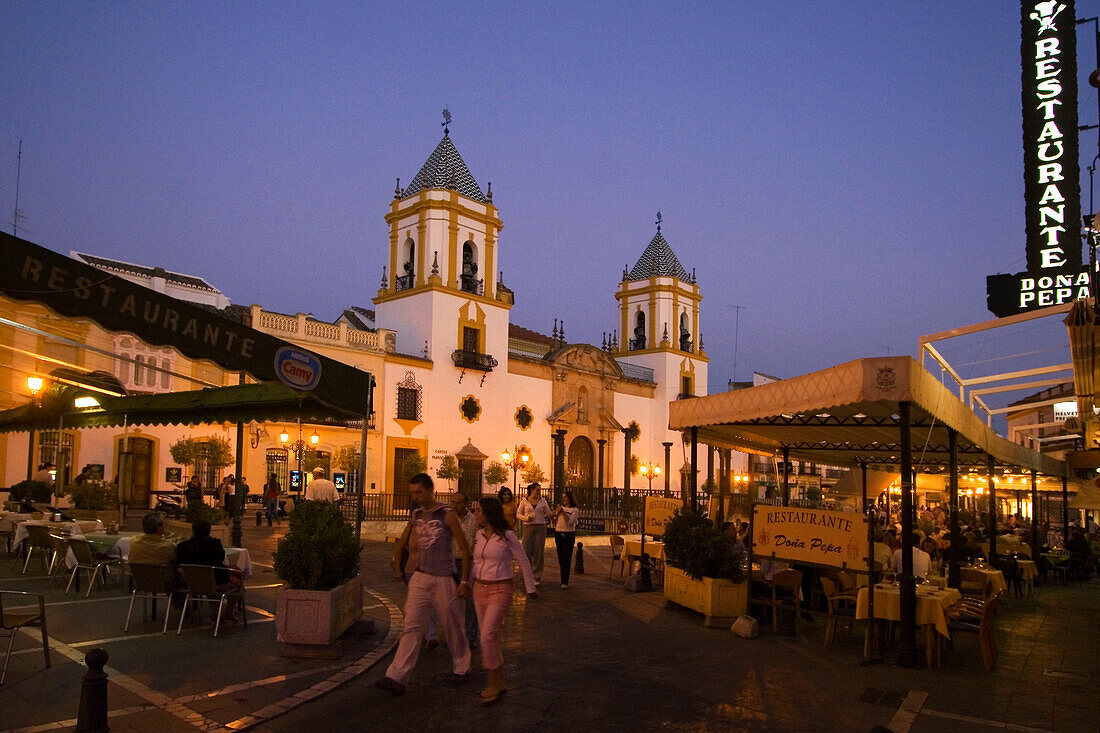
left=483, top=461, right=509, bottom=487
left=402, top=451, right=427, bottom=477
left=522, top=462, right=547, bottom=485
left=334, top=445, right=360, bottom=472
left=169, top=437, right=233, bottom=471
left=436, top=455, right=461, bottom=488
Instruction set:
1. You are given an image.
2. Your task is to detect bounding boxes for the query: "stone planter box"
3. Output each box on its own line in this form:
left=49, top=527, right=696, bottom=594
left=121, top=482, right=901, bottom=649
left=276, top=575, right=365, bottom=653
left=165, top=519, right=230, bottom=545
left=664, top=565, right=749, bottom=627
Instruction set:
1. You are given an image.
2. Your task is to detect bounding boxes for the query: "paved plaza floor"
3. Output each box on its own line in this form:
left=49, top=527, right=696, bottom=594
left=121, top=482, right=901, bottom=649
left=1, top=520, right=1097, bottom=732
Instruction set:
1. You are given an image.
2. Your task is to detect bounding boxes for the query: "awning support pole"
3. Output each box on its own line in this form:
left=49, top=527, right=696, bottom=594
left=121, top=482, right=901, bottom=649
left=662, top=441, right=673, bottom=498
left=356, top=375, right=374, bottom=544
left=987, top=454, right=997, bottom=559
left=689, top=426, right=698, bottom=512
left=947, top=428, right=960, bottom=590
left=1031, top=470, right=1039, bottom=557
left=897, top=401, right=920, bottom=667
left=861, top=460, right=882, bottom=664
left=1061, top=475, right=1069, bottom=545
left=231, top=374, right=245, bottom=549
left=781, top=445, right=790, bottom=507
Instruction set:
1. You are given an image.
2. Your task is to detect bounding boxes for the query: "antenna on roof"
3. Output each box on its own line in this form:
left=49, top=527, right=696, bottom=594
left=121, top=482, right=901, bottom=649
left=442, top=108, right=452, bottom=136
left=11, top=139, right=26, bottom=237
left=655, top=210, right=662, bottom=233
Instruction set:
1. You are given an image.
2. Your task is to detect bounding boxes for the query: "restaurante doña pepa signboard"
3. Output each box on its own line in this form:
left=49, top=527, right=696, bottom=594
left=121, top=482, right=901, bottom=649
left=987, top=0, right=1088, bottom=317
left=752, top=506, right=867, bottom=569
left=643, top=496, right=680, bottom=537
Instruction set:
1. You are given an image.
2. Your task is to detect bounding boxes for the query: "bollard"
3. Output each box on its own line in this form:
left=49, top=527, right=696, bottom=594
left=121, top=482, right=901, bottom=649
left=256, top=510, right=263, bottom=527
left=574, top=543, right=584, bottom=574
left=76, top=648, right=109, bottom=733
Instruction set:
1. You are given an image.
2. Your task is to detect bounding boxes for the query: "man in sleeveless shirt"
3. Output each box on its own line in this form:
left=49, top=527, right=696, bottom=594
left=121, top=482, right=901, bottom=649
left=376, top=473, right=472, bottom=695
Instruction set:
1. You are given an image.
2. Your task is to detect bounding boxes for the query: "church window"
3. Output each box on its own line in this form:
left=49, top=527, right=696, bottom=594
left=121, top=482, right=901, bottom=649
left=396, top=372, right=422, bottom=421
left=631, top=311, right=646, bottom=350
left=398, top=238, right=416, bottom=290
left=460, top=241, right=481, bottom=294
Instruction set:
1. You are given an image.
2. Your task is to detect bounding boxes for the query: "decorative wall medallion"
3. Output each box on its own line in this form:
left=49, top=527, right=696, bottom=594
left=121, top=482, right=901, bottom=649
left=515, top=405, right=533, bottom=430
left=876, top=367, right=896, bottom=390
left=460, top=395, right=482, bottom=423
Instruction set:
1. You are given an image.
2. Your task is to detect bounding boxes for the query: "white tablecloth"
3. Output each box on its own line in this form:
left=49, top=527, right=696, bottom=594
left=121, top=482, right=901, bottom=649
left=13, top=519, right=103, bottom=548
left=70, top=532, right=252, bottom=579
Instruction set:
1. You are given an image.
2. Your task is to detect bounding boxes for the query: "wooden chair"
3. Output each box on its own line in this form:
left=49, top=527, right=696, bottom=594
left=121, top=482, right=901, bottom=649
left=819, top=576, right=857, bottom=649
left=66, top=538, right=121, bottom=597
left=177, top=564, right=247, bottom=638
left=751, top=569, right=804, bottom=631
left=959, top=567, right=991, bottom=600
left=946, top=591, right=1001, bottom=671
left=0, top=590, right=50, bottom=685
left=125, top=564, right=180, bottom=634
left=608, top=535, right=626, bottom=578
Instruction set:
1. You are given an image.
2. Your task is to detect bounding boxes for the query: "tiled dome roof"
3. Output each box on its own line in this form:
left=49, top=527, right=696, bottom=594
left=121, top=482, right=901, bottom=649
left=400, top=134, right=487, bottom=203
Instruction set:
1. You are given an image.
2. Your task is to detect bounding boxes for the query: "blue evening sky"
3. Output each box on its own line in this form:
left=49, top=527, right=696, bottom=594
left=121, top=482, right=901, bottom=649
left=1, top=2, right=1096, bottom=393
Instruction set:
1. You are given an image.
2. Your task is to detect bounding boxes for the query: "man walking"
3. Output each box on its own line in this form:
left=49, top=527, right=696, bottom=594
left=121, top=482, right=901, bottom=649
left=304, top=467, right=339, bottom=503
left=517, top=483, right=551, bottom=586
left=375, top=474, right=472, bottom=695
left=451, top=492, right=480, bottom=649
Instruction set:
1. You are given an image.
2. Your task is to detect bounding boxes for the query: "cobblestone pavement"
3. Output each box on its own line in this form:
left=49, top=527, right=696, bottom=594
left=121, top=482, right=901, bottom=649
left=0, top=517, right=396, bottom=733
left=3, top=520, right=1097, bottom=732
left=274, top=538, right=1098, bottom=733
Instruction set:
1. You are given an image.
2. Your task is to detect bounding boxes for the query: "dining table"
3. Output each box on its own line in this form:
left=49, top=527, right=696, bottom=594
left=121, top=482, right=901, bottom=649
left=855, top=583, right=962, bottom=668
left=70, top=530, right=253, bottom=579
left=12, top=519, right=105, bottom=548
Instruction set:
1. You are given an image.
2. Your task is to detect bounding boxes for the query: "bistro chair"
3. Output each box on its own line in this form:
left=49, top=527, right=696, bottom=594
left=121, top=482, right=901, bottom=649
left=0, top=518, right=14, bottom=555
left=125, top=564, right=180, bottom=634
left=945, top=591, right=1001, bottom=671
left=819, top=576, right=857, bottom=649
left=176, top=564, right=247, bottom=638
left=46, top=533, right=72, bottom=582
left=751, top=569, right=804, bottom=631
left=66, top=538, right=121, bottom=597
left=21, top=524, right=54, bottom=574
left=959, top=567, right=992, bottom=600
left=608, top=535, right=626, bottom=579
left=0, top=590, right=50, bottom=685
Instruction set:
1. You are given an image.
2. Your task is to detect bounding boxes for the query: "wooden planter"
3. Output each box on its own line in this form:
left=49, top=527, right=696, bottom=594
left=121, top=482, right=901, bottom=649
left=276, top=574, right=365, bottom=655
left=664, top=566, right=749, bottom=627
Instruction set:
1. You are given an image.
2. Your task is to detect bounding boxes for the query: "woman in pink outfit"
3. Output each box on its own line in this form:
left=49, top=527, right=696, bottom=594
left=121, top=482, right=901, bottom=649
left=470, top=497, right=537, bottom=704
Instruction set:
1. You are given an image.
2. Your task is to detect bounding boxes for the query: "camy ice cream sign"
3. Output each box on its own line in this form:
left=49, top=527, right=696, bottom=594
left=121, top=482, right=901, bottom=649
left=275, top=347, right=322, bottom=392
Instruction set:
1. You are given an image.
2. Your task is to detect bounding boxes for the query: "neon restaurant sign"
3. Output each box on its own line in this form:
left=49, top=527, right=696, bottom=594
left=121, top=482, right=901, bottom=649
left=987, top=1, right=1088, bottom=316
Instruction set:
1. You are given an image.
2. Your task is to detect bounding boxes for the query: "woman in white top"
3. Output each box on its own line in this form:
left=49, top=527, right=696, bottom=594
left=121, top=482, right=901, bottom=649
left=470, top=497, right=536, bottom=704
left=552, top=491, right=580, bottom=589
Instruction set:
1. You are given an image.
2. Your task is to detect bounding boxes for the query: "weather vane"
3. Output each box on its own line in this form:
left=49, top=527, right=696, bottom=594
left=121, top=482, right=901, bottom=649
left=655, top=210, right=662, bottom=232
left=442, top=108, right=452, bottom=135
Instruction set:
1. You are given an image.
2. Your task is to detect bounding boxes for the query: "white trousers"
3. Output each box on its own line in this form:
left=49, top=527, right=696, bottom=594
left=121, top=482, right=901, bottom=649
left=385, top=571, right=471, bottom=684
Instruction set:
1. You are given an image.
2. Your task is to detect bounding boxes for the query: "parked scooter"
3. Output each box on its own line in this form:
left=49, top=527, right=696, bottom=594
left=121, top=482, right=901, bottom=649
left=154, top=493, right=185, bottom=519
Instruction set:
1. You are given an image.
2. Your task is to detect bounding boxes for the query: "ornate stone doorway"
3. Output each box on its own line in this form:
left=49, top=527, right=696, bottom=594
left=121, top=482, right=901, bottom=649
left=567, top=436, right=594, bottom=488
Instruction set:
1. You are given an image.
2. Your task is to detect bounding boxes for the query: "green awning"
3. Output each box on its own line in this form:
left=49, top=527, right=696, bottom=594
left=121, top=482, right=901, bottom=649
left=0, top=383, right=362, bottom=433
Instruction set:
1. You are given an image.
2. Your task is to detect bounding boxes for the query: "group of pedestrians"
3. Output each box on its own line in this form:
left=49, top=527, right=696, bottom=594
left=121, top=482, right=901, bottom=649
left=377, top=476, right=581, bottom=703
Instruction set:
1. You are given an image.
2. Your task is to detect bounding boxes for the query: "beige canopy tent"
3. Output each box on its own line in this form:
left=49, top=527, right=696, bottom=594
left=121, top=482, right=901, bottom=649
left=1069, top=479, right=1100, bottom=510
left=669, top=355, right=1069, bottom=666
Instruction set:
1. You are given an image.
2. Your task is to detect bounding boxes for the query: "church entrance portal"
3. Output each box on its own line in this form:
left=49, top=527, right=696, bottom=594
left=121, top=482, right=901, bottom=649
left=567, top=436, right=594, bottom=488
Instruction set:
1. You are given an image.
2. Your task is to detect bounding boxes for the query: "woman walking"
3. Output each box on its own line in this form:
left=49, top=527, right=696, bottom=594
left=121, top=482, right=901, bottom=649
left=470, top=497, right=536, bottom=704
left=552, top=491, right=580, bottom=588
left=497, top=486, right=518, bottom=532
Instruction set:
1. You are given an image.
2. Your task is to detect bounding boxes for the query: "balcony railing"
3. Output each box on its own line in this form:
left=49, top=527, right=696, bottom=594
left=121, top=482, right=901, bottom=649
left=452, top=349, right=498, bottom=372
left=395, top=273, right=415, bottom=291
left=460, top=275, right=484, bottom=295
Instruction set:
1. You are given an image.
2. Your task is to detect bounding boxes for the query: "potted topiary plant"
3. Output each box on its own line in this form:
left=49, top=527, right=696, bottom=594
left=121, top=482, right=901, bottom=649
left=166, top=504, right=232, bottom=544
left=662, top=508, right=748, bottom=627
left=273, top=500, right=363, bottom=654
left=8, top=479, right=54, bottom=507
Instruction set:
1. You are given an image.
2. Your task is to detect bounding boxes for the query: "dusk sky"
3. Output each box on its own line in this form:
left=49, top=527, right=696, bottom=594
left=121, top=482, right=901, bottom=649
left=2, top=2, right=1096, bottom=398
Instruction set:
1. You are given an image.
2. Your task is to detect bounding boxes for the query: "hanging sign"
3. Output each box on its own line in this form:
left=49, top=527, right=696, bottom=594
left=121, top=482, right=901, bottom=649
left=643, top=496, right=679, bottom=537
left=752, top=506, right=867, bottom=569
left=987, top=0, right=1085, bottom=316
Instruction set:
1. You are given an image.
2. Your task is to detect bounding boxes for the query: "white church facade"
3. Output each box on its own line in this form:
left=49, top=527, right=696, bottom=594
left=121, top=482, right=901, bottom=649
left=0, top=131, right=709, bottom=506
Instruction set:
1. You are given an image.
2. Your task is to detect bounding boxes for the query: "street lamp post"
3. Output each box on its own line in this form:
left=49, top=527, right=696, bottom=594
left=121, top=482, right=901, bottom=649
left=638, top=461, right=661, bottom=492
left=501, top=447, right=531, bottom=493
left=280, top=421, right=319, bottom=495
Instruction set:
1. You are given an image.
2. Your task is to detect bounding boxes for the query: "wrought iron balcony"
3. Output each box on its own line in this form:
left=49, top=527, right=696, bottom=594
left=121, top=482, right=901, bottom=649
left=452, top=349, right=498, bottom=372
left=460, top=275, right=484, bottom=295
left=629, top=337, right=647, bottom=351
left=395, top=274, right=415, bottom=291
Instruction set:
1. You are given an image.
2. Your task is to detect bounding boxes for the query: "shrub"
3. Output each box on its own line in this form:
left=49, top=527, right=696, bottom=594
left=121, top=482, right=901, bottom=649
left=185, top=502, right=229, bottom=525
left=662, top=508, right=744, bottom=582
left=67, top=481, right=116, bottom=510
left=483, top=461, right=509, bottom=487
left=436, top=455, right=460, bottom=489
left=522, top=462, right=547, bottom=485
left=402, top=451, right=427, bottom=477
left=273, top=500, right=360, bottom=590
left=8, top=480, right=54, bottom=504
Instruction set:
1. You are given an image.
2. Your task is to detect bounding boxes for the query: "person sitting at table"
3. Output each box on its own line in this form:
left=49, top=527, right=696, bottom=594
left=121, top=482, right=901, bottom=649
left=892, top=532, right=931, bottom=580
left=176, top=519, right=240, bottom=593
left=873, top=531, right=893, bottom=569
left=920, top=537, right=939, bottom=563
left=130, top=512, right=177, bottom=566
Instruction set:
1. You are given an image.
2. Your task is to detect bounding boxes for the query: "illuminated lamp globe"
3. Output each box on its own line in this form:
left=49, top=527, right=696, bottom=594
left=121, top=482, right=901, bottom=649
left=310, top=431, right=320, bottom=445
left=279, top=429, right=290, bottom=445
left=27, top=376, right=43, bottom=395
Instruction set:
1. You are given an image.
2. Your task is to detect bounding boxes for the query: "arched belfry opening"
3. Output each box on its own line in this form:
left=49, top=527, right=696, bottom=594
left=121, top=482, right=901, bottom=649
left=631, top=310, right=646, bottom=350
